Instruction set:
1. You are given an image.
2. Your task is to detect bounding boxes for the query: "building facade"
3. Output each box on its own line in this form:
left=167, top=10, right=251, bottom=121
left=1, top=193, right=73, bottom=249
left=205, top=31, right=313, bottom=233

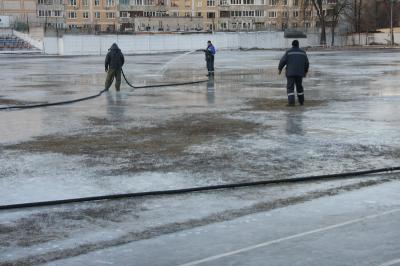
left=1, top=0, right=341, bottom=33
left=0, top=0, right=38, bottom=26
left=36, top=0, right=64, bottom=29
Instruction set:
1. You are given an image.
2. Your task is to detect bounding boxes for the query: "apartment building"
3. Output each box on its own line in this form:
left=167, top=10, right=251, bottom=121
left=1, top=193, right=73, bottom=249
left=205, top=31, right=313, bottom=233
left=115, top=0, right=317, bottom=32
left=36, top=0, right=64, bottom=29
left=63, top=0, right=117, bottom=31
left=0, top=0, right=38, bottom=25
left=2, top=0, right=326, bottom=32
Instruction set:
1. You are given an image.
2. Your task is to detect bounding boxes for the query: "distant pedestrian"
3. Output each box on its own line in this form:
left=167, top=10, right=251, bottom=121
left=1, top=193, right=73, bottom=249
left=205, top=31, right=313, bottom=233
left=204, top=40, right=216, bottom=76
left=278, top=40, right=309, bottom=106
left=105, top=43, right=125, bottom=91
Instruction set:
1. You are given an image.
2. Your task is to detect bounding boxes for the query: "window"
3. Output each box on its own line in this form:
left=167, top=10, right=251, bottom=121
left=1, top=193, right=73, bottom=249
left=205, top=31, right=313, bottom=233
left=120, top=0, right=129, bottom=4
left=207, top=0, right=215, bottom=6
left=197, top=12, right=201, bottom=16
left=143, top=0, right=155, bottom=5
left=207, top=12, right=215, bottom=18
left=120, top=11, right=129, bottom=17
left=293, top=0, right=298, bottom=5
left=106, top=0, right=114, bottom=6
left=327, top=8, right=335, bottom=16
left=94, top=11, right=100, bottom=18
left=293, top=11, right=299, bottom=17
left=134, top=0, right=142, bottom=4
left=53, top=10, right=62, bottom=16
left=69, top=0, right=76, bottom=5
left=243, top=0, right=254, bottom=4
left=94, top=0, right=100, bottom=6
left=106, top=12, right=115, bottom=18
left=231, top=0, right=241, bottom=4
left=282, top=0, right=287, bottom=5
left=282, top=11, right=287, bottom=18
left=268, top=11, right=276, bottom=17
left=68, top=11, right=77, bottom=18
left=269, top=0, right=276, bottom=5
left=242, top=10, right=255, bottom=16
left=255, top=10, right=264, bottom=16
left=82, top=0, right=88, bottom=5
left=37, top=0, right=45, bottom=4
left=39, top=10, right=51, bottom=16
left=83, top=11, right=89, bottom=18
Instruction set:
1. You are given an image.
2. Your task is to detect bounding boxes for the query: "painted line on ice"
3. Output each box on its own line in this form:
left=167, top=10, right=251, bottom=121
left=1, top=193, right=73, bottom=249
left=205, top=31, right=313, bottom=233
left=378, top=258, right=400, bottom=266
left=179, top=208, right=400, bottom=266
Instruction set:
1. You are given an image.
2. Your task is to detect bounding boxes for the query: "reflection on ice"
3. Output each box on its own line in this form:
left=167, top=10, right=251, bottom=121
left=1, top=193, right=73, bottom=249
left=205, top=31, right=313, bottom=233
left=1, top=50, right=400, bottom=205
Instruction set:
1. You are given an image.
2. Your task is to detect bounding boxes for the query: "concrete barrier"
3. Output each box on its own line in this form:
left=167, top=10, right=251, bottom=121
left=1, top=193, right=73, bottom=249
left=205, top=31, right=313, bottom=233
left=12, top=30, right=43, bottom=50
left=346, top=32, right=400, bottom=46
left=42, top=31, right=325, bottom=55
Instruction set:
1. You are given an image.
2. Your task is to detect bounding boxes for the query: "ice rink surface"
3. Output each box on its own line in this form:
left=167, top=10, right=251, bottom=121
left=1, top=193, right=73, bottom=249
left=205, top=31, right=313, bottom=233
left=1, top=49, right=400, bottom=264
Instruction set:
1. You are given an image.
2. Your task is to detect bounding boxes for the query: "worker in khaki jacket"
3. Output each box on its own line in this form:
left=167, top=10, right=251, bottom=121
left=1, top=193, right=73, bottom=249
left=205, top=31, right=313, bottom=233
left=105, top=43, right=125, bottom=91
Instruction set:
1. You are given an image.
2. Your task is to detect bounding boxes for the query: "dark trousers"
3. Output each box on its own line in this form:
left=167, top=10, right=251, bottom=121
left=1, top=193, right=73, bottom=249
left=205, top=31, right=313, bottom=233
left=206, top=56, right=214, bottom=73
left=105, top=68, right=122, bottom=91
left=287, top=76, right=304, bottom=105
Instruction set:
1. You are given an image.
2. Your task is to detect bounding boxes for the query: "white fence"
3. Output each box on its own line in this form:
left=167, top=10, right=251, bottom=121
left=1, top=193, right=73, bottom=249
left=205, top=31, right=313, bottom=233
left=346, top=32, right=400, bottom=46
left=42, top=31, right=325, bottom=55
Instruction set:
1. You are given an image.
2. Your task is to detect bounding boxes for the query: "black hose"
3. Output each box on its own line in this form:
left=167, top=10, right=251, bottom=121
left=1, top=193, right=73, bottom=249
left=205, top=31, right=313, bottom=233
left=0, top=89, right=108, bottom=111
left=0, top=69, right=208, bottom=111
left=121, top=69, right=208, bottom=89
left=1, top=166, right=399, bottom=210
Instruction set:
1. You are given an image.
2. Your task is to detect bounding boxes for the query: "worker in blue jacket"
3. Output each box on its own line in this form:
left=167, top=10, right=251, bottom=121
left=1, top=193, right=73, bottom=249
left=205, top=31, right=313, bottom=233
left=203, top=40, right=216, bottom=76
left=278, top=40, right=309, bottom=106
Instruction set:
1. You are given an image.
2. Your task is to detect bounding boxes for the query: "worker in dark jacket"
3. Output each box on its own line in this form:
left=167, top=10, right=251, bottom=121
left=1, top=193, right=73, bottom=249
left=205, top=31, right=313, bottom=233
left=278, top=40, right=309, bottom=106
left=105, top=43, right=125, bottom=91
left=203, top=40, right=216, bottom=76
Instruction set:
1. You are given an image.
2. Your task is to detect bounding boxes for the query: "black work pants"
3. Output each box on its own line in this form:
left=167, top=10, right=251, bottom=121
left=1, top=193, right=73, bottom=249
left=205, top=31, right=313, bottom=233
left=206, top=56, right=214, bottom=73
left=286, top=76, right=304, bottom=105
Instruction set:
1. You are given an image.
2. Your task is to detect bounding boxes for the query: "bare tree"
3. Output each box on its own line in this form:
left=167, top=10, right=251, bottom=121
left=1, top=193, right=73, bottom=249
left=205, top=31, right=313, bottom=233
left=345, top=0, right=362, bottom=33
left=328, top=0, right=351, bottom=46
left=311, top=0, right=327, bottom=45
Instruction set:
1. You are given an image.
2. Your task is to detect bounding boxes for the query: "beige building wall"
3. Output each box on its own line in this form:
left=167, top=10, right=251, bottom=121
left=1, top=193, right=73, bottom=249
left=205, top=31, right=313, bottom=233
left=2, top=0, right=321, bottom=32
left=64, top=0, right=117, bottom=31
left=36, top=0, right=64, bottom=29
left=1, top=0, right=38, bottom=24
